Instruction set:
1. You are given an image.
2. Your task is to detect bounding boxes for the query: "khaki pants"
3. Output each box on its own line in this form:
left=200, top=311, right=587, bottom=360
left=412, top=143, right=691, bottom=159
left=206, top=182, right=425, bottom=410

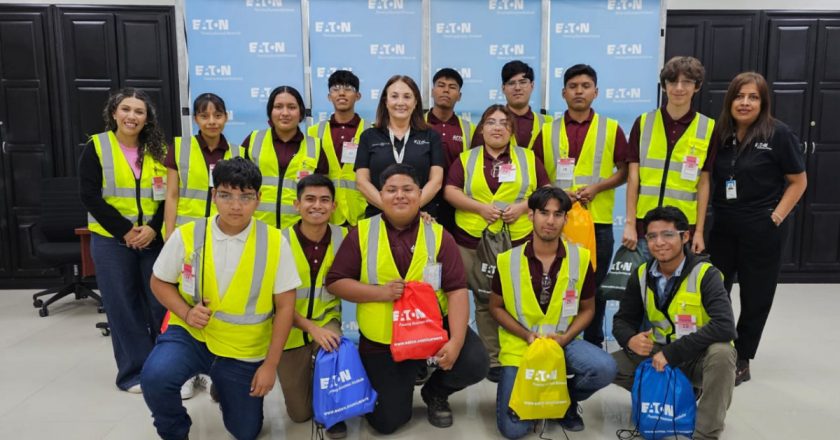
left=459, top=245, right=501, bottom=368
left=275, top=320, right=342, bottom=422
left=613, top=342, right=736, bottom=440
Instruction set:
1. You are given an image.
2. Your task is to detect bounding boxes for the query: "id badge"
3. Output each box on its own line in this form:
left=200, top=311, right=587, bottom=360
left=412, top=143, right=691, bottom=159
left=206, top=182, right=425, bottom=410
left=681, top=155, right=699, bottom=180
left=152, top=176, right=166, bottom=201
left=675, top=314, right=697, bottom=337
left=208, top=164, right=216, bottom=187
left=498, top=163, right=516, bottom=183
left=423, top=262, right=442, bottom=291
left=181, top=263, right=195, bottom=297
left=561, top=289, right=579, bottom=318
left=341, top=142, right=358, bottom=164
left=725, top=179, right=737, bottom=200
left=557, top=158, right=575, bottom=181
left=296, top=169, right=312, bottom=182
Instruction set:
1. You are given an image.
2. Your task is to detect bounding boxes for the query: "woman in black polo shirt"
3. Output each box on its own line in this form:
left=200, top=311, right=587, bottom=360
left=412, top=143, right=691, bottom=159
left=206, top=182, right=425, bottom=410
left=706, top=72, right=807, bottom=386
left=355, top=75, right=444, bottom=218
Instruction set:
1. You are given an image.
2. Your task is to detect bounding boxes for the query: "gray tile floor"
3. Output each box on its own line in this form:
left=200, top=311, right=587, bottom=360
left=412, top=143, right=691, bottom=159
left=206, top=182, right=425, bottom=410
left=1, top=284, right=836, bottom=439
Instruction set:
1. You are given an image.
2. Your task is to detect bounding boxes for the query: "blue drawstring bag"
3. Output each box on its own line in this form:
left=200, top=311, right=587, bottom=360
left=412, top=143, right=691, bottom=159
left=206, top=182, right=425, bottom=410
left=312, top=337, right=378, bottom=429
left=631, top=358, right=696, bottom=439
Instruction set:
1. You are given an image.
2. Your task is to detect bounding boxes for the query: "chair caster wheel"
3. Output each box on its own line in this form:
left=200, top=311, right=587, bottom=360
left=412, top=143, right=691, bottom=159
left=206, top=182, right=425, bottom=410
left=33, top=299, right=43, bottom=308
left=39, top=308, right=48, bottom=317
left=97, top=306, right=105, bottom=313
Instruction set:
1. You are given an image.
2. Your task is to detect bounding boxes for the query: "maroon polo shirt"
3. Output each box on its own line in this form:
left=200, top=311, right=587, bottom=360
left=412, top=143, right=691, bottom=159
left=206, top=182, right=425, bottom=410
left=534, top=109, right=629, bottom=166
left=491, top=240, right=595, bottom=314
left=240, top=128, right=329, bottom=174
left=427, top=111, right=468, bottom=169
left=445, top=147, right=551, bottom=249
left=292, top=222, right=332, bottom=282
left=471, top=107, right=543, bottom=152
left=328, top=113, right=362, bottom=162
left=164, top=132, right=231, bottom=171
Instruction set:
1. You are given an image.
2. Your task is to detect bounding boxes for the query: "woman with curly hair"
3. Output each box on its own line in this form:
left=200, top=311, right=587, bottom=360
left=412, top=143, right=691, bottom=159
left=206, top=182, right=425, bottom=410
left=79, top=88, right=169, bottom=393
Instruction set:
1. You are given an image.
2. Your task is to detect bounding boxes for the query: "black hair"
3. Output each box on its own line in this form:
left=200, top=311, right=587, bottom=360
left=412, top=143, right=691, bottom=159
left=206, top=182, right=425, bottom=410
left=327, top=70, right=360, bottom=91
left=379, top=163, right=420, bottom=188
left=212, top=157, right=262, bottom=191
left=528, top=186, right=573, bottom=212
left=266, top=85, right=306, bottom=122
left=564, top=64, right=598, bottom=87
left=102, top=88, right=167, bottom=166
left=433, top=68, right=464, bottom=88
left=643, top=206, right=690, bottom=233
left=296, top=173, right=335, bottom=199
left=193, top=92, right=227, bottom=115
left=501, top=60, right=534, bottom=84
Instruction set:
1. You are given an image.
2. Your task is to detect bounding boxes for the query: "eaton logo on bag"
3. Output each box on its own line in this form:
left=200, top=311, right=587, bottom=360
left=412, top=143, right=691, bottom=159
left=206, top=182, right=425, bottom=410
left=607, top=0, right=643, bottom=11
left=393, top=308, right=428, bottom=322
left=435, top=22, right=472, bottom=34
left=370, top=43, right=406, bottom=56
left=525, top=368, right=559, bottom=382
left=640, top=401, right=675, bottom=417
left=320, top=369, right=352, bottom=390
left=313, top=21, right=352, bottom=33
left=248, top=41, right=286, bottom=55
left=555, top=22, right=591, bottom=35
left=490, top=44, right=526, bottom=57
left=480, top=262, right=497, bottom=276
left=611, top=260, right=634, bottom=273
left=489, top=0, right=525, bottom=11
left=368, top=0, right=404, bottom=10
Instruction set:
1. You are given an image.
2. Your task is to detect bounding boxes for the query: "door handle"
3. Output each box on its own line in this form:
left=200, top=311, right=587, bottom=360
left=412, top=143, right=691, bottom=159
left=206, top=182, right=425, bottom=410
left=811, top=142, right=816, bottom=154
left=0, top=120, right=5, bottom=155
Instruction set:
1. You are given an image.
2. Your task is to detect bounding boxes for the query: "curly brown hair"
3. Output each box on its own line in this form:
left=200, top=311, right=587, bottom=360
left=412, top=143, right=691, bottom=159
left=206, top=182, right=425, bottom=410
left=659, top=56, right=705, bottom=90
left=102, top=88, right=167, bottom=166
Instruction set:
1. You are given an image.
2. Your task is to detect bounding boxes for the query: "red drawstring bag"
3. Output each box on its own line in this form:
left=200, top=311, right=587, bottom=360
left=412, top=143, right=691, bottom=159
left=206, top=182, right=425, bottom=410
left=390, top=281, right=449, bottom=362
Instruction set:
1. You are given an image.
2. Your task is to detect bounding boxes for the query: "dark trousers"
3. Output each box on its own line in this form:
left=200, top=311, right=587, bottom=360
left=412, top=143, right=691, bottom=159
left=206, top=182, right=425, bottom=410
left=583, top=223, right=615, bottom=347
left=361, top=327, right=489, bottom=434
left=708, top=210, right=789, bottom=360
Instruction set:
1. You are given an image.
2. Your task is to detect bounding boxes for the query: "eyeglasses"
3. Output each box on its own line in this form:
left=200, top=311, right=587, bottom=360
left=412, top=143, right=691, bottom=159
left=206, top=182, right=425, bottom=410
left=644, top=230, right=686, bottom=241
left=666, top=79, right=697, bottom=88
left=329, top=85, right=357, bottom=93
left=504, top=78, right=531, bottom=88
left=484, top=118, right=510, bottom=128
left=216, top=192, right=257, bottom=203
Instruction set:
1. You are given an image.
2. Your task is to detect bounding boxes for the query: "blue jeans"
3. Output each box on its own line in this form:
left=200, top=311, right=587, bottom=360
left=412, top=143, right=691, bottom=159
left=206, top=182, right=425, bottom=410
left=141, top=326, right=265, bottom=440
left=495, top=339, right=617, bottom=439
left=583, top=224, right=616, bottom=347
left=91, top=233, right=165, bottom=390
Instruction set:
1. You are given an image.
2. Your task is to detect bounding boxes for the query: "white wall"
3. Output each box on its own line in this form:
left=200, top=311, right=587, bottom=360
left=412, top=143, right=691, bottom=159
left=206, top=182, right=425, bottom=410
left=667, top=0, right=840, bottom=10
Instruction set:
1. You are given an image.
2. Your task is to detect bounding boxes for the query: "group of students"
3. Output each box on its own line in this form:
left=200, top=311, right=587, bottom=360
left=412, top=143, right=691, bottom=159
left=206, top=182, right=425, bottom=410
left=78, top=56, right=806, bottom=440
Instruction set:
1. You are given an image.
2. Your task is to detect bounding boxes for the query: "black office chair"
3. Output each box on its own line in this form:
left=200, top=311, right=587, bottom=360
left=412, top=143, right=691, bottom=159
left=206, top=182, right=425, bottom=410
left=31, top=177, right=101, bottom=317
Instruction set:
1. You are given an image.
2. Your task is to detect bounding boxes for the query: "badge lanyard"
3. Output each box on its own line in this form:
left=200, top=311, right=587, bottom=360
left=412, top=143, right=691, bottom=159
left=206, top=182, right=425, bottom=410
left=728, top=136, right=747, bottom=179
left=389, top=127, right=410, bottom=164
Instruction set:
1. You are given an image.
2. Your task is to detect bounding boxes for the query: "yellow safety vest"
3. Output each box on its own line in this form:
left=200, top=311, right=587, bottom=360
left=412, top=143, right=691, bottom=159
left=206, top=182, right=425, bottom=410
left=497, top=241, right=590, bottom=367
left=308, top=119, right=367, bottom=226
left=282, top=224, right=347, bottom=350
left=638, top=262, right=712, bottom=345
left=357, top=215, right=446, bottom=344
left=246, top=129, right=321, bottom=229
left=168, top=218, right=281, bottom=359
left=424, top=111, right=477, bottom=152
left=511, top=111, right=552, bottom=150
left=454, top=146, right=537, bottom=241
left=173, top=136, right=242, bottom=227
left=542, top=113, right=619, bottom=224
left=87, top=131, right=166, bottom=237
left=637, top=110, right=714, bottom=224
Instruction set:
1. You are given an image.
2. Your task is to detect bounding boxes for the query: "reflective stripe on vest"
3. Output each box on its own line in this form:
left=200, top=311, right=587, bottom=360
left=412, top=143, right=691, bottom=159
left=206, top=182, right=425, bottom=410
left=511, top=112, right=548, bottom=150
left=213, top=221, right=272, bottom=325
left=549, top=115, right=609, bottom=188
left=639, top=262, right=707, bottom=344
left=463, top=147, right=530, bottom=209
left=365, top=216, right=435, bottom=285
left=283, top=226, right=345, bottom=304
left=174, top=136, right=241, bottom=228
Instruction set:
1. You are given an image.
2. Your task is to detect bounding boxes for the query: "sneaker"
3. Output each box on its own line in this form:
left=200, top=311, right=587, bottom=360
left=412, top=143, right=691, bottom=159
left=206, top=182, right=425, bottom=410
left=556, top=401, right=584, bottom=432
left=735, top=359, right=751, bottom=386
left=486, top=366, right=502, bottom=383
left=421, top=387, right=453, bottom=428
left=180, top=377, right=196, bottom=400
left=126, top=383, right=142, bottom=394
left=325, top=421, right=347, bottom=439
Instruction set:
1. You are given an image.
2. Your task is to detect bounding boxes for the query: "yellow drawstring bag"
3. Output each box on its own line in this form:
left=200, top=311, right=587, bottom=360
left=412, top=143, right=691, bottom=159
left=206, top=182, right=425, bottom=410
left=508, top=337, right=571, bottom=420
left=563, top=201, right=597, bottom=271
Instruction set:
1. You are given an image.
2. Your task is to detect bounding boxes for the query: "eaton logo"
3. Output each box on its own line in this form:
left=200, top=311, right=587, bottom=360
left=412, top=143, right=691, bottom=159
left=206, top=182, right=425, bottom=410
left=314, top=21, right=352, bottom=33
left=246, top=0, right=283, bottom=7
left=368, top=0, right=404, bottom=9
left=488, top=89, right=502, bottom=100
left=610, top=260, right=634, bottom=273
left=607, top=43, right=643, bottom=56
left=640, top=401, right=674, bottom=417
left=370, top=89, right=380, bottom=100
left=555, top=22, right=591, bottom=34
left=524, top=368, right=559, bottom=382
left=435, top=22, right=472, bottom=34
left=457, top=67, right=472, bottom=79
left=370, top=43, right=406, bottom=56
left=554, top=67, right=566, bottom=79
left=194, top=65, right=231, bottom=77
left=248, top=41, right=285, bottom=54
left=191, top=19, right=229, bottom=31
left=490, top=44, right=525, bottom=56
left=606, top=88, right=643, bottom=100
left=250, top=87, right=273, bottom=100
left=316, top=66, right=353, bottom=78
left=393, top=308, right=428, bottom=322
left=607, top=0, right=643, bottom=11
left=489, top=0, right=525, bottom=11
left=319, top=369, right=352, bottom=390
left=226, top=110, right=235, bottom=121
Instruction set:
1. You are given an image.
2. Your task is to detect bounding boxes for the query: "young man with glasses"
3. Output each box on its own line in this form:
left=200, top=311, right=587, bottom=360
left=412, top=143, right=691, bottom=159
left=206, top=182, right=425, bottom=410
left=142, top=157, right=299, bottom=440
left=612, top=206, right=736, bottom=440
left=308, top=70, right=368, bottom=226
left=622, top=56, right=715, bottom=259
left=471, top=60, right=552, bottom=151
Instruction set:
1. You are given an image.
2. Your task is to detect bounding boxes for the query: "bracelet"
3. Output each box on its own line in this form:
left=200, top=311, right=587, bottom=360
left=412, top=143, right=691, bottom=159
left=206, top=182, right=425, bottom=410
left=771, top=212, right=783, bottom=225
